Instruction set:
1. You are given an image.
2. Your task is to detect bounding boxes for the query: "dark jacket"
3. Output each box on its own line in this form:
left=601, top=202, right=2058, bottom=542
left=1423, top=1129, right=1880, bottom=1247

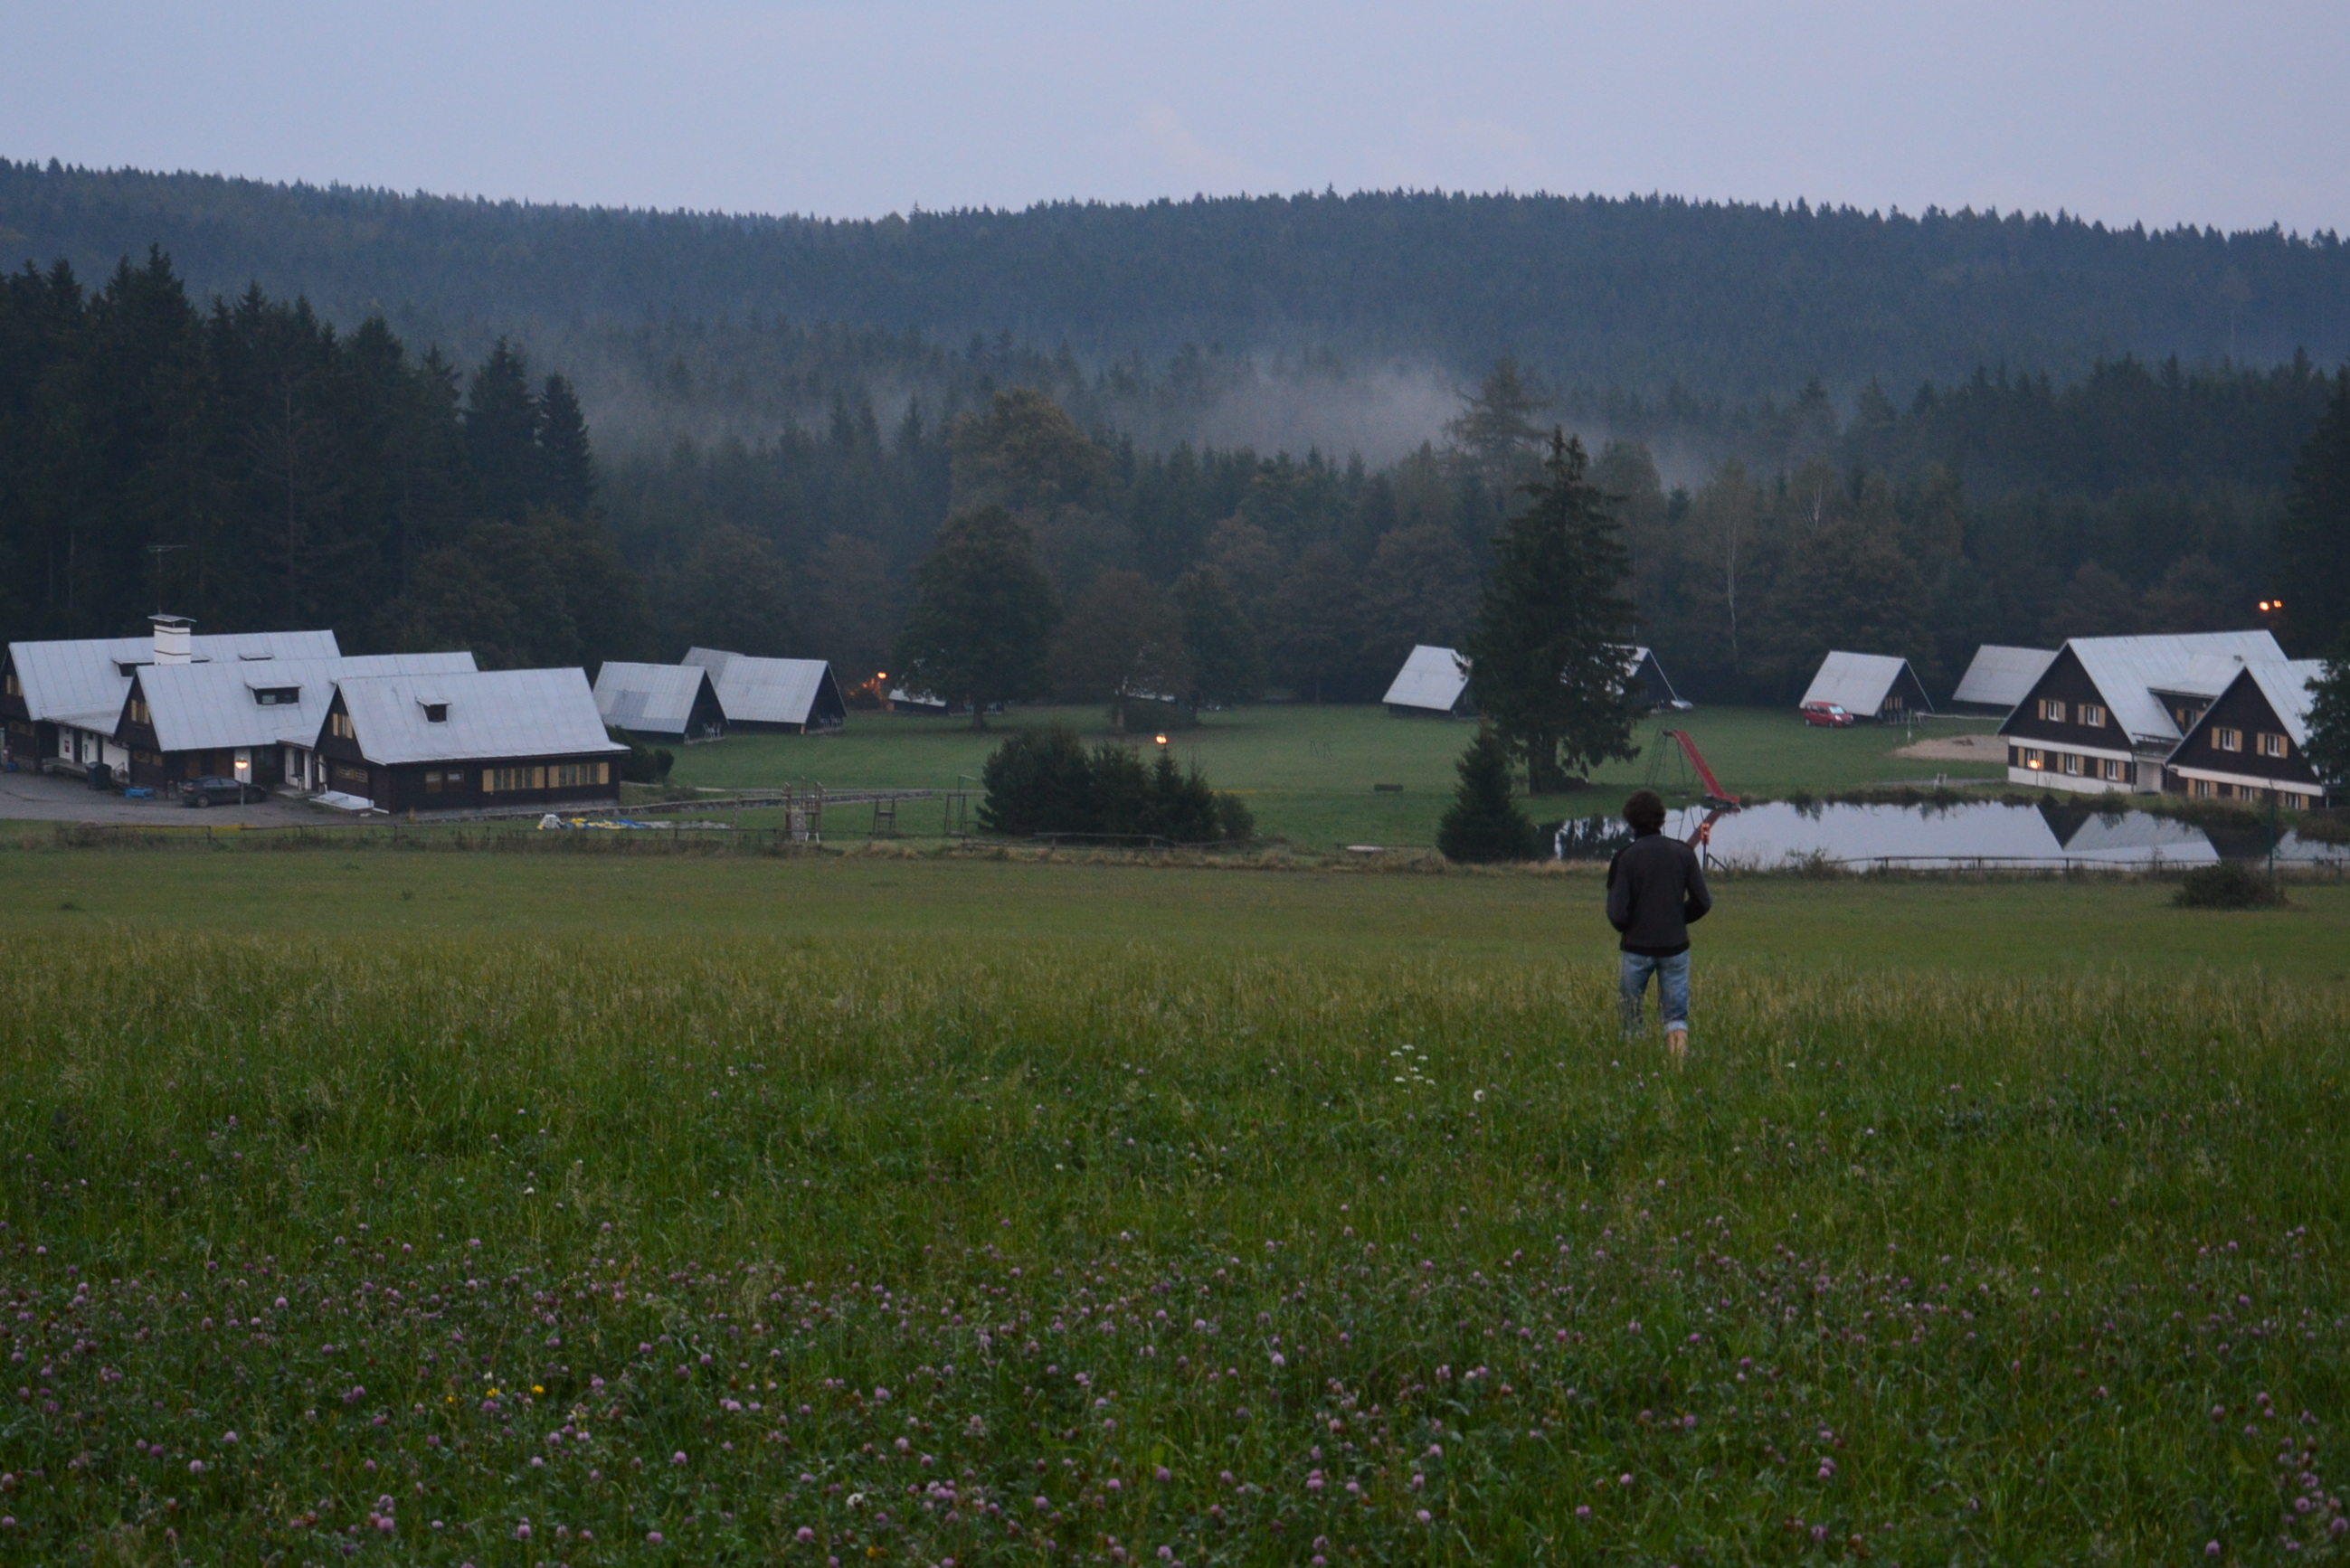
left=1605, top=829, right=1713, bottom=956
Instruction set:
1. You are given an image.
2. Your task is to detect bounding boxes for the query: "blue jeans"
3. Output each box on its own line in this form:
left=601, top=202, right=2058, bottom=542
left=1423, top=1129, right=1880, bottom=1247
left=1620, top=950, right=1691, bottom=1034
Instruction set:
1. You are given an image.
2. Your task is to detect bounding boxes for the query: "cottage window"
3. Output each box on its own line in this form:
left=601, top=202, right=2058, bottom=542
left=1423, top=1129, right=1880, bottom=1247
left=2061, top=752, right=2082, bottom=776
left=2078, top=703, right=2105, bottom=728
left=2257, top=732, right=2288, bottom=759
left=330, top=711, right=354, bottom=740
left=128, top=697, right=151, bottom=725
left=2038, top=698, right=2068, bottom=723
left=2213, top=726, right=2241, bottom=752
left=2023, top=748, right=2043, bottom=770
left=3, top=670, right=17, bottom=698
left=424, top=770, right=442, bottom=795
left=2102, top=759, right=2127, bottom=781
left=422, top=703, right=448, bottom=723
left=2190, top=778, right=2214, bottom=798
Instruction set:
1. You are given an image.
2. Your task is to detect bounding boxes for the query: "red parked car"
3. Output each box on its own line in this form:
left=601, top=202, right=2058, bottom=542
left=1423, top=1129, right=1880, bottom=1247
left=1800, top=700, right=1856, bottom=728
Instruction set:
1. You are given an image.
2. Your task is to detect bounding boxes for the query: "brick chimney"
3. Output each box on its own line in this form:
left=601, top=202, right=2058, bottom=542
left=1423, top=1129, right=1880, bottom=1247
left=151, top=615, right=194, bottom=666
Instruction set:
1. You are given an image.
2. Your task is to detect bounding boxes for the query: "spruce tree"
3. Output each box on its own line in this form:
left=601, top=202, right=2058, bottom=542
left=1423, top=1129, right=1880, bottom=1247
left=1460, top=431, right=1643, bottom=792
left=1437, top=724, right=1540, bottom=863
left=535, top=373, right=596, bottom=518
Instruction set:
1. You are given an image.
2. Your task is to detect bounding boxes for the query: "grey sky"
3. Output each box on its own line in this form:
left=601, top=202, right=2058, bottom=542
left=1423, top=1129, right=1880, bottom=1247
left=5, top=1, right=2343, bottom=233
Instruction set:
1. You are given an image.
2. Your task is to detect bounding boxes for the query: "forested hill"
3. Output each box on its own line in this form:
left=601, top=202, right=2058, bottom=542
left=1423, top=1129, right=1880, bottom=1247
left=4, top=158, right=2346, bottom=403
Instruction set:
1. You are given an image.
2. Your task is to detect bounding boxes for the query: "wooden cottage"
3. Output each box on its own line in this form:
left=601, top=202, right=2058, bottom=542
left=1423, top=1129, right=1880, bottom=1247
left=314, top=667, right=627, bottom=813
left=115, top=649, right=478, bottom=793
left=4, top=617, right=337, bottom=779
left=1801, top=651, right=1933, bottom=721
left=681, top=648, right=847, bottom=733
left=1949, top=645, right=2057, bottom=714
left=1997, top=630, right=2285, bottom=795
left=593, top=661, right=726, bottom=742
left=2165, top=659, right=2328, bottom=808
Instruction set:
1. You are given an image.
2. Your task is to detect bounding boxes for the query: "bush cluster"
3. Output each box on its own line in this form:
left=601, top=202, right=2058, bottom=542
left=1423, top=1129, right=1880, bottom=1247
left=2172, top=861, right=2289, bottom=909
left=607, top=727, right=675, bottom=784
left=978, top=726, right=1253, bottom=844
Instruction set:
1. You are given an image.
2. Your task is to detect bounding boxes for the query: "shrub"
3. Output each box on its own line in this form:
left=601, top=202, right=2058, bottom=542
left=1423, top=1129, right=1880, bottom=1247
left=1437, top=725, right=1540, bottom=863
left=2173, top=861, right=2288, bottom=909
left=608, top=726, right=674, bottom=783
left=979, top=726, right=1246, bottom=844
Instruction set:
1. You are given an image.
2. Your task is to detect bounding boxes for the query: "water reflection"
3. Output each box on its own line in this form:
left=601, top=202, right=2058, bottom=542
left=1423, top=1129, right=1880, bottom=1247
left=1552, top=800, right=2347, bottom=870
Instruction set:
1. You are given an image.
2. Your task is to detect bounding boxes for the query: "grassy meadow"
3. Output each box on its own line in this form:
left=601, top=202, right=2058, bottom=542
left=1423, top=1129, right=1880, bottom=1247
left=660, top=704, right=2005, bottom=847
left=1, top=842, right=2348, bottom=1563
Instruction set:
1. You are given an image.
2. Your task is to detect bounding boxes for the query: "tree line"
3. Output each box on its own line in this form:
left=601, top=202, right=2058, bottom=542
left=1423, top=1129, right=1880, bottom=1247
left=10, top=159, right=2349, bottom=403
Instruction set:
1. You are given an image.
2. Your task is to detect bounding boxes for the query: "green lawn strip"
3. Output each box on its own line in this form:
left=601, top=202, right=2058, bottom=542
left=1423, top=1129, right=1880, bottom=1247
left=4, top=845, right=2345, bottom=979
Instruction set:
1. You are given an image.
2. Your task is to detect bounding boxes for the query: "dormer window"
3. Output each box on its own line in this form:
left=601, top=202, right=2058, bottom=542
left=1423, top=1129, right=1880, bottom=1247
left=251, top=686, right=300, bottom=707
left=422, top=703, right=449, bottom=723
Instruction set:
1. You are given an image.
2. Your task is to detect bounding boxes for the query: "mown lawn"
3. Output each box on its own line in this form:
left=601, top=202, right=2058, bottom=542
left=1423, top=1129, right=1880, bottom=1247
left=1, top=900, right=2346, bottom=1564
left=660, top=704, right=2004, bottom=848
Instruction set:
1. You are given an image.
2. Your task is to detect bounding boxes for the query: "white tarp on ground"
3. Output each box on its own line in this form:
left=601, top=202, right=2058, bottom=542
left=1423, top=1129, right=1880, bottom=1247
left=1381, top=646, right=1471, bottom=713
left=1951, top=645, right=2057, bottom=710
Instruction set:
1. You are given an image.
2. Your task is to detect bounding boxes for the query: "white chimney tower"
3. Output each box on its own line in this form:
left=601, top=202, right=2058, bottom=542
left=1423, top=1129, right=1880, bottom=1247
left=151, top=615, right=194, bottom=665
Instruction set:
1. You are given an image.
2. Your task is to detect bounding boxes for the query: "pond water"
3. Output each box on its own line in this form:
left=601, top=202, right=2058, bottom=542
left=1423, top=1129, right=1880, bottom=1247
left=1554, top=800, right=2348, bottom=871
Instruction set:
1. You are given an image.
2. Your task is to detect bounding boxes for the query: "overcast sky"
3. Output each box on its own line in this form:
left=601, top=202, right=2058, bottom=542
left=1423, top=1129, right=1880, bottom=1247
left=5, top=1, right=2343, bottom=233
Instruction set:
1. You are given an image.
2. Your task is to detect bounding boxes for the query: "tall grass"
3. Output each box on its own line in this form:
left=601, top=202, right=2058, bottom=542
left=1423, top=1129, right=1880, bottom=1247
left=1, top=933, right=2345, bottom=1563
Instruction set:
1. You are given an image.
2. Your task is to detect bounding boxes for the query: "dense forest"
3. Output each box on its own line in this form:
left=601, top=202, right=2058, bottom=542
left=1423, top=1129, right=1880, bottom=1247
left=5, top=249, right=2338, bottom=706
left=5, top=159, right=2347, bottom=416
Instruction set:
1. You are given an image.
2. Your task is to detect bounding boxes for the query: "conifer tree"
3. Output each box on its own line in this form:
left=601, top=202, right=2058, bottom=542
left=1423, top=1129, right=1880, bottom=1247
left=535, top=373, right=596, bottom=518
left=1437, top=724, right=1540, bottom=863
left=1461, top=431, right=1643, bottom=791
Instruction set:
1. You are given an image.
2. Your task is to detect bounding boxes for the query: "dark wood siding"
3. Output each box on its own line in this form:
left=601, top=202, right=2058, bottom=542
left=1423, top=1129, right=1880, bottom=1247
left=2167, top=673, right=2320, bottom=794
left=1999, top=647, right=2135, bottom=751
left=382, top=755, right=619, bottom=813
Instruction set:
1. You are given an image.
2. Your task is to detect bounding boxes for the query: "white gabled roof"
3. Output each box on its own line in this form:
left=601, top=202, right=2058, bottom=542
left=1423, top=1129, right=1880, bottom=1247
left=1952, top=645, right=2057, bottom=708
left=1382, top=645, right=1471, bottom=713
left=137, top=651, right=477, bottom=754
left=682, top=647, right=838, bottom=727
left=1802, top=651, right=1926, bottom=714
left=337, top=667, right=628, bottom=765
left=2061, top=630, right=2285, bottom=743
left=8, top=628, right=341, bottom=731
left=594, top=661, right=716, bottom=733
left=2198, top=659, right=2328, bottom=752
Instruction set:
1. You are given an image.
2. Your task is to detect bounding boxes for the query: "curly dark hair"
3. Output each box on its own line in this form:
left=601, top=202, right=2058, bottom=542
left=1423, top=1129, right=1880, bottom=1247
left=1622, top=789, right=1667, bottom=833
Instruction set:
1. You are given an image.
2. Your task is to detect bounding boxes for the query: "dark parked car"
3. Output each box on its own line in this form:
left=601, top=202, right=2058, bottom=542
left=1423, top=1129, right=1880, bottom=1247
left=179, top=776, right=263, bottom=808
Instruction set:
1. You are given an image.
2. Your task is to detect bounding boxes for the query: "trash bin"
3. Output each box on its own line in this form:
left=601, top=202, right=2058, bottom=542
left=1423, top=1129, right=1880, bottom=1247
left=88, top=761, right=112, bottom=792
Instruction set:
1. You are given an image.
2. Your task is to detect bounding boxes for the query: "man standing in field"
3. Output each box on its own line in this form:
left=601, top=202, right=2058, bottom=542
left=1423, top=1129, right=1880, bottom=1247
left=1605, top=789, right=1712, bottom=1063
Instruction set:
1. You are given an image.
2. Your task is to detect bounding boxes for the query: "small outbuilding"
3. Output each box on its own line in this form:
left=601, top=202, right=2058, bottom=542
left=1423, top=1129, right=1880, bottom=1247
left=593, top=661, right=727, bottom=742
left=682, top=648, right=848, bottom=733
left=1801, top=651, right=1934, bottom=721
left=1619, top=647, right=1687, bottom=712
left=1382, top=645, right=1473, bottom=717
left=1950, top=645, right=2058, bottom=713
